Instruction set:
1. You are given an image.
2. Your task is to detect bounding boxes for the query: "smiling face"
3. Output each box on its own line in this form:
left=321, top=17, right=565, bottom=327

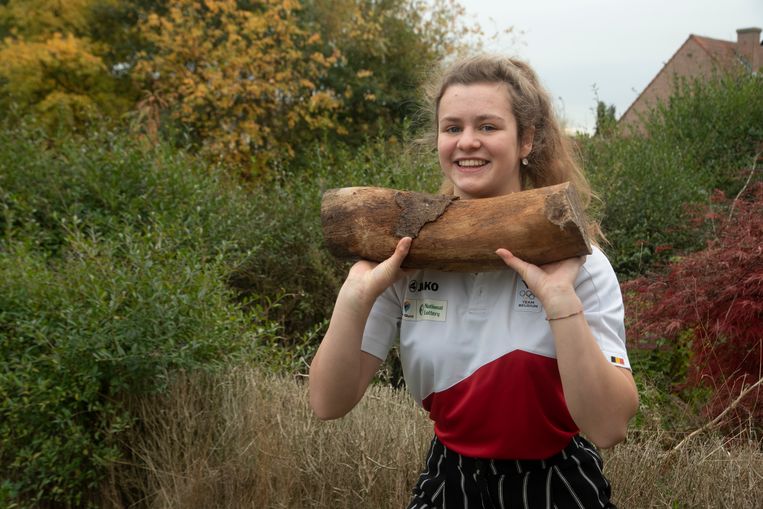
left=437, top=82, right=533, bottom=200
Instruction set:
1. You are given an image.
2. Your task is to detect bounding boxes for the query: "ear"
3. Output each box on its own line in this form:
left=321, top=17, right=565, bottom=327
left=519, top=126, right=535, bottom=158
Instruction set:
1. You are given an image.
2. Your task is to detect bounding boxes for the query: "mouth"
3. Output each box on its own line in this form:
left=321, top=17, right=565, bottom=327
left=456, top=158, right=488, bottom=169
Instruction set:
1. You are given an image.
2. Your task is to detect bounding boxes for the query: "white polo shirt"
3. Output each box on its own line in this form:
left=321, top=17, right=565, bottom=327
left=361, top=247, right=630, bottom=460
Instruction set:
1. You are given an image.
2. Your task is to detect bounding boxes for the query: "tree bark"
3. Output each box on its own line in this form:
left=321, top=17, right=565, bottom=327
left=321, top=183, right=592, bottom=271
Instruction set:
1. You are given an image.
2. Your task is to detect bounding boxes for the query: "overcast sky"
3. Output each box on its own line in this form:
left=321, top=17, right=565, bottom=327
left=457, top=0, right=763, bottom=133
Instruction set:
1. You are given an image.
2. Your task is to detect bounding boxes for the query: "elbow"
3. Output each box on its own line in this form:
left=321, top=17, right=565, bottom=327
left=588, top=425, right=628, bottom=450
left=310, top=402, right=346, bottom=421
left=594, top=383, right=640, bottom=449
left=308, top=388, right=350, bottom=421
left=586, top=401, right=639, bottom=449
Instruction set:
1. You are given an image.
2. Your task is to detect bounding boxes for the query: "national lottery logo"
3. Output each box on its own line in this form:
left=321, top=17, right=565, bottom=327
left=402, top=298, right=446, bottom=321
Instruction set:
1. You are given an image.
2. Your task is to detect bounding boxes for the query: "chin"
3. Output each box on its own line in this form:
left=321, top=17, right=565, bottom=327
left=452, top=180, right=486, bottom=198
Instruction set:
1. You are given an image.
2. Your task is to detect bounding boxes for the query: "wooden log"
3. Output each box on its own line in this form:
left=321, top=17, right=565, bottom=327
left=320, top=182, right=592, bottom=271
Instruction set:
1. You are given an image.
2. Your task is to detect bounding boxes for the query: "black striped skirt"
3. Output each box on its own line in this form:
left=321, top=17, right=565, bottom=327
left=407, top=435, right=616, bottom=509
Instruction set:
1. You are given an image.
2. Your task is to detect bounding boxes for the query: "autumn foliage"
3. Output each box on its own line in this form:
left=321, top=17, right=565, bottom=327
left=0, top=0, right=476, bottom=174
left=623, top=179, right=763, bottom=426
left=0, top=0, right=130, bottom=130
left=134, top=0, right=341, bottom=171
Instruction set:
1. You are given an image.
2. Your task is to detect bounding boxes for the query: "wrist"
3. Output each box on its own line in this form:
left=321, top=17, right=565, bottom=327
left=338, top=277, right=378, bottom=314
left=546, top=309, right=583, bottom=321
left=541, top=288, right=582, bottom=319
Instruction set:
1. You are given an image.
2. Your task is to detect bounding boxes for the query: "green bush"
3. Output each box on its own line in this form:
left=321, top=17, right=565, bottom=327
left=224, top=134, right=441, bottom=388
left=581, top=71, right=763, bottom=277
left=0, top=125, right=274, bottom=506
left=231, top=134, right=441, bottom=341
left=0, top=121, right=442, bottom=504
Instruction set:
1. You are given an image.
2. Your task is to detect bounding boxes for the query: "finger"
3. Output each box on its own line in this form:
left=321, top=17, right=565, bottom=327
left=538, top=255, right=585, bottom=272
left=376, top=237, right=412, bottom=281
left=495, top=248, right=513, bottom=261
left=388, top=236, right=412, bottom=266
left=495, top=248, right=530, bottom=276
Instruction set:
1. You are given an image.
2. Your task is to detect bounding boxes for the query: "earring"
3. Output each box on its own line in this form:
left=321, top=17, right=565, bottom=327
left=521, top=157, right=529, bottom=166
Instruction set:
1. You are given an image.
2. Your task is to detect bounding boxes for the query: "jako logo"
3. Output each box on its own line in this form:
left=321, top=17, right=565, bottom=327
left=409, top=280, right=439, bottom=292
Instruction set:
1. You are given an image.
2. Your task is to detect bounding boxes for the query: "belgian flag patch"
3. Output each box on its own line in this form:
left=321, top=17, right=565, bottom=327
left=610, top=356, right=625, bottom=366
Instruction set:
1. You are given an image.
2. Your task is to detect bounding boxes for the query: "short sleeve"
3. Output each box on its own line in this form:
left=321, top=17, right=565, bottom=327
left=361, top=282, right=404, bottom=361
left=576, top=247, right=631, bottom=370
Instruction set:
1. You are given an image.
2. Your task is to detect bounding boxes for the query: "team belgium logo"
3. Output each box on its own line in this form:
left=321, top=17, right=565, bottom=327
left=514, top=279, right=541, bottom=312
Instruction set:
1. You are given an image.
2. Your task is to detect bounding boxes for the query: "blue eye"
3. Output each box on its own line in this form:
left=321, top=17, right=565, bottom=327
left=480, top=124, right=497, bottom=132
left=444, top=126, right=461, bottom=133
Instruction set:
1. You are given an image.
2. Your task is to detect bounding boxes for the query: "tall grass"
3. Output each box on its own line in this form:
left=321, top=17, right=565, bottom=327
left=107, top=368, right=763, bottom=509
left=109, top=369, right=432, bottom=508
left=605, top=430, right=762, bottom=508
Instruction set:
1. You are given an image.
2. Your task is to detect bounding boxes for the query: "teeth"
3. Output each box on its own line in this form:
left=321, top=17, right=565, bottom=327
left=457, top=159, right=487, bottom=167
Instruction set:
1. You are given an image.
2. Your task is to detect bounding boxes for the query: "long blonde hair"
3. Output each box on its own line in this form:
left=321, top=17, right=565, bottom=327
left=423, top=55, right=602, bottom=243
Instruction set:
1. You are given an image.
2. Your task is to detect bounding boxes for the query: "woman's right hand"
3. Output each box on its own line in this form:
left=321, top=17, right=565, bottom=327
left=343, top=236, right=413, bottom=306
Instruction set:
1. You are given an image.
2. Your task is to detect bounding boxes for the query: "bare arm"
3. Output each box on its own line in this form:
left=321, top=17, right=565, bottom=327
left=496, top=249, right=639, bottom=448
left=309, top=237, right=412, bottom=420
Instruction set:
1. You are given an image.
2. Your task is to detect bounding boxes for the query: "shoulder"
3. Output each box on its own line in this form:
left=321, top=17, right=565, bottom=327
left=583, top=246, right=617, bottom=277
left=578, top=246, right=622, bottom=298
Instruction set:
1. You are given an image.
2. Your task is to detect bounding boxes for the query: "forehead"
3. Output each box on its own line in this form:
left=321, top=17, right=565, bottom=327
left=438, top=82, right=513, bottom=120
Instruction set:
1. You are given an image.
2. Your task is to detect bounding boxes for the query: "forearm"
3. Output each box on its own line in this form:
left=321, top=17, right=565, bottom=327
left=549, top=297, right=638, bottom=447
left=495, top=250, right=638, bottom=447
left=308, top=284, right=376, bottom=419
left=310, top=238, right=411, bottom=420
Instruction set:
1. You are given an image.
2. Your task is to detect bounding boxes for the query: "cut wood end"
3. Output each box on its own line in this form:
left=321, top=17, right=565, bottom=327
left=543, top=184, right=592, bottom=254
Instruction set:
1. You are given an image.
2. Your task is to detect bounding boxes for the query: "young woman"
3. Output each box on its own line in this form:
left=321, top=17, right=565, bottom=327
left=309, top=55, right=639, bottom=509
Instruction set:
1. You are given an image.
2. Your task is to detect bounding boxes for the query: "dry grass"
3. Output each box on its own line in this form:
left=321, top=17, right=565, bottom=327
left=105, top=368, right=763, bottom=509
left=107, top=368, right=432, bottom=508
left=605, top=429, right=762, bottom=508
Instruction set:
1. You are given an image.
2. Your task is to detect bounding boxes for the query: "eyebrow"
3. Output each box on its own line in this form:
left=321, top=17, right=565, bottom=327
left=439, top=114, right=505, bottom=123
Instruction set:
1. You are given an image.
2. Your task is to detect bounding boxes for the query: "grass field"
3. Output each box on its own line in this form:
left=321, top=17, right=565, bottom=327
left=105, top=368, right=763, bottom=509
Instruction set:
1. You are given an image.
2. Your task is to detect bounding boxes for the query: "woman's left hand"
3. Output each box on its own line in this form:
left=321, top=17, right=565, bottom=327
left=495, top=249, right=585, bottom=313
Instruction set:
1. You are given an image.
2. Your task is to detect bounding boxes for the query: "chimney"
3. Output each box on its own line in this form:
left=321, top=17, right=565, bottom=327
left=736, top=27, right=762, bottom=71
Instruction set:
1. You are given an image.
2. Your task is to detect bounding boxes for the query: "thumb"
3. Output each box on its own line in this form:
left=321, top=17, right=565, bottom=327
left=390, top=236, right=412, bottom=264
left=376, top=237, right=412, bottom=280
left=496, top=248, right=529, bottom=278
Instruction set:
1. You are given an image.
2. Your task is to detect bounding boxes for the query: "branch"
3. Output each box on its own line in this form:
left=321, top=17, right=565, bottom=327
left=671, top=375, right=763, bottom=452
left=727, top=152, right=760, bottom=223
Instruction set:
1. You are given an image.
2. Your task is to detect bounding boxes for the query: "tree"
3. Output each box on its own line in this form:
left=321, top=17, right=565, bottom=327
left=594, top=100, right=616, bottom=137
left=1, top=0, right=483, bottom=172
left=0, top=0, right=132, bottom=131
left=298, top=0, right=477, bottom=142
left=133, top=0, right=341, bottom=174
left=133, top=0, right=480, bottom=174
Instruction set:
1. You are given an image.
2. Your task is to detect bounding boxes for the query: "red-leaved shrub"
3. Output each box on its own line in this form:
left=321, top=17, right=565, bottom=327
left=622, top=181, right=763, bottom=427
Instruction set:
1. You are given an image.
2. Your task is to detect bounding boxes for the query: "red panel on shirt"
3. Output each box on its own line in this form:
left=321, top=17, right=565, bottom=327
left=421, top=350, right=578, bottom=460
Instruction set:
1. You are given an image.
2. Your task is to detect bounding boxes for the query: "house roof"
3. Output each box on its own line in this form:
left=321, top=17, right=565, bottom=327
left=619, top=33, right=746, bottom=123
left=691, top=34, right=740, bottom=71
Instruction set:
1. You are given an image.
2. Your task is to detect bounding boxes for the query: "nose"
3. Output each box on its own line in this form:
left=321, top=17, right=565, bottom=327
left=456, top=127, right=480, bottom=150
